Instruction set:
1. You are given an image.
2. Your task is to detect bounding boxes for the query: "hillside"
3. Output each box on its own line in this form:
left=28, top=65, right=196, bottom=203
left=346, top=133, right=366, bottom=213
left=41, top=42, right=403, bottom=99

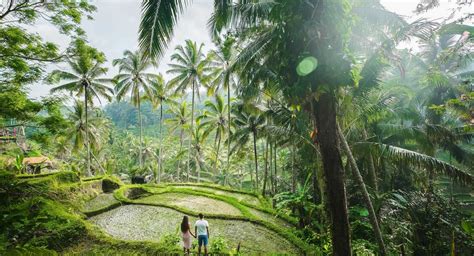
left=0, top=171, right=310, bottom=255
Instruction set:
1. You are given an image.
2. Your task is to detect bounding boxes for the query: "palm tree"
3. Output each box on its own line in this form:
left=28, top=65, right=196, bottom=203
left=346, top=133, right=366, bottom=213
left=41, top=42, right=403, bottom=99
left=231, top=102, right=266, bottom=190
left=66, top=100, right=110, bottom=175
left=166, top=101, right=189, bottom=180
left=149, top=74, right=177, bottom=183
left=50, top=59, right=113, bottom=176
left=137, top=1, right=406, bottom=254
left=167, top=40, right=211, bottom=180
left=208, top=36, right=239, bottom=176
left=197, top=94, right=228, bottom=175
left=190, top=123, right=210, bottom=182
left=113, top=50, right=155, bottom=168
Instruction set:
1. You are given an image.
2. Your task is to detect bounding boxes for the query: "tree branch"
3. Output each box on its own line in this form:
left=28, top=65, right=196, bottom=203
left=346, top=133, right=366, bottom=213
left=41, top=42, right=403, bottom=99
left=0, top=0, right=15, bottom=20
left=0, top=53, right=67, bottom=62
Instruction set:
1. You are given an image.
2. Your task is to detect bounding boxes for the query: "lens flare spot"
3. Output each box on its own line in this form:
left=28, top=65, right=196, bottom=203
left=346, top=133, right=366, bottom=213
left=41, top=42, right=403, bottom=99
left=296, top=57, right=318, bottom=76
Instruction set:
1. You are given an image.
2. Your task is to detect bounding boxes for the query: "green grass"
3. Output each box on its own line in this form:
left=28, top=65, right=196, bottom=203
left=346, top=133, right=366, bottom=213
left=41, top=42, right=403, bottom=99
left=82, top=193, right=121, bottom=216
left=137, top=193, right=243, bottom=216
left=248, top=207, right=295, bottom=229
left=89, top=204, right=301, bottom=255
left=171, top=185, right=262, bottom=206
left=110, top=185, right=309, bottom=253
left=17, top=171, right=80, bottom=184
left=3, top=173, right=308, bottom=255
left=165, top=184, right=299, bottom=227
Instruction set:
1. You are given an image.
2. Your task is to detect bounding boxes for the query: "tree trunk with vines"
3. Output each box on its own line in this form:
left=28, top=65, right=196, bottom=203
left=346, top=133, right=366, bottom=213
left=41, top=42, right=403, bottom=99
left=338, top=123, right=387, bottom=255
left=313, top=94, right=351, bottom=256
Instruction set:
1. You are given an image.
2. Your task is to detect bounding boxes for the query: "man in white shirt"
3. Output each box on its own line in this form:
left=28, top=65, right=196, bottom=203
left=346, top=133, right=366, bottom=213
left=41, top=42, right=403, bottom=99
left=195, top=213, right=209, bottom=256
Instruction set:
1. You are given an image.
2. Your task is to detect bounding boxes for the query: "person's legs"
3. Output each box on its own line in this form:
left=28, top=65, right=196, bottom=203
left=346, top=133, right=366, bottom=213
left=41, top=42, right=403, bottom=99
left=203, top=235, right=208, bottom=256
left=198, top=235, right=203, bottom=255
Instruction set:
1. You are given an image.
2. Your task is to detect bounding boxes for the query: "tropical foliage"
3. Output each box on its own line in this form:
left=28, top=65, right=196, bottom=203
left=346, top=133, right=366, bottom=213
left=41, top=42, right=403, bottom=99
left=1, top=0, right=473, bottom=255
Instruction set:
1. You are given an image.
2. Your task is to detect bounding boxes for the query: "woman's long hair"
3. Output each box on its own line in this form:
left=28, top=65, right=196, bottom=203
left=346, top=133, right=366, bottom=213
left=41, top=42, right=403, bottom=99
left=181, top=215, right=190, bottom=233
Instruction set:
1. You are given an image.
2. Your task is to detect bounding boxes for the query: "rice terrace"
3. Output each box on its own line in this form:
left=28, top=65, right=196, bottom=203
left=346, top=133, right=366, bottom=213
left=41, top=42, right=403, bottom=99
left=1, top=0, right=473, bottom=255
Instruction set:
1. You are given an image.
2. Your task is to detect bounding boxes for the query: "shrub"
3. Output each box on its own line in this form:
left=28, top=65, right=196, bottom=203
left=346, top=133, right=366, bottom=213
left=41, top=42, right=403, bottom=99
left=0, top=172, right=86, bottom=251
left=352, top=239, right=376, bottom=256
left=159, top=233, right=180, bottom=250
left=209, top=236, right=229, bottom=253
left=0, top=197, right=86, bottom=250
left=53, top=171, right=80, bottom=183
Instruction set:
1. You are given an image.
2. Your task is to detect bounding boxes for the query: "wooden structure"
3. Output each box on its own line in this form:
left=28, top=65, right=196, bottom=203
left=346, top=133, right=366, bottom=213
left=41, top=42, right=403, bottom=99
left=22, top=156, right=54, bottom=174
left=0, top=123, right=27, bottom=150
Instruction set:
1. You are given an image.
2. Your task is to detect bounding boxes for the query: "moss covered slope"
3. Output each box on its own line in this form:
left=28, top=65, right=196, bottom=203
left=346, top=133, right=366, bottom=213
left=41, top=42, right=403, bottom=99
left=2, top=172, right=310, bottom=255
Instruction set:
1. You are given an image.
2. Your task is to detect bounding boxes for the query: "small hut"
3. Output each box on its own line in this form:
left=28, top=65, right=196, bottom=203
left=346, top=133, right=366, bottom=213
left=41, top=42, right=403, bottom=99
left=22, top=156, right=54, bottom=174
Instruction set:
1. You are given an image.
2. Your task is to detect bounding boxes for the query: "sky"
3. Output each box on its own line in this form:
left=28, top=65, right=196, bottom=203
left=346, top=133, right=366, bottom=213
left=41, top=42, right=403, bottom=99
left=27, top=0, right=470, bottom=103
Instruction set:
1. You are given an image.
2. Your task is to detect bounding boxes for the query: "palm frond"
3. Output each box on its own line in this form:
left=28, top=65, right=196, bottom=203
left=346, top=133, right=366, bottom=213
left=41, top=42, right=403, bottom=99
left=139, top=0, right=190, bottom=59
left=354, top=142, right=473, bottom=186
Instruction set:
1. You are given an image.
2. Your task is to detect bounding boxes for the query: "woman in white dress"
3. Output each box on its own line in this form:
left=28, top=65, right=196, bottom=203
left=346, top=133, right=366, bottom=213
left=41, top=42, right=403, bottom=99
left=180, top=215, right=195, bottom=255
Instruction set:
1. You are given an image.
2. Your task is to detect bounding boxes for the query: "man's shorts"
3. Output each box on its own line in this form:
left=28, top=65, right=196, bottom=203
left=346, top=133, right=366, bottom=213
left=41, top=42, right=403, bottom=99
left=198, top=235, right=208, bottom=246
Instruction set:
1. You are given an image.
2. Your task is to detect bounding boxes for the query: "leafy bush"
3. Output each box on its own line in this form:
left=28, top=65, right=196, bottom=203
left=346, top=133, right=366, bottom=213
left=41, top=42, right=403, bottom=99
left=382, top=191, right=474, bottom=255
left=1, top=246, right=58, bottom=256
left=209, top=236, right=229, bottom=253
left=352, top=239, right=376, bottom=256
left=0, top=172, right=86, bottom=251
left=159, top=233, right=180, bottom=250
left=1, top=197, right=86, bottom=250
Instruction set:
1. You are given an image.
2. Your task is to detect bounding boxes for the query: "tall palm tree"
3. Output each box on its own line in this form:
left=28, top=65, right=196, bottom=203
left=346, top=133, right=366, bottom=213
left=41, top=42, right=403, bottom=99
left=197, top=94, right=228, bottom=175
left=167, top=40, right=211, bottom=180
left=137, top=1, right=402, bottom=254
left=208, top=36, right=239, bottom=177
left=166, top=101, right=189, bottom=180
left=113, top=50, right=155, bottom=168
left=66, top=100, right=110, bottom=174
left=231, top=102, right=266, bottom=190
left=190, top=123, right=210, bottom=182
left=150, top=74, right=177, bottom=183
left=50, top=59, right=113, bottom=176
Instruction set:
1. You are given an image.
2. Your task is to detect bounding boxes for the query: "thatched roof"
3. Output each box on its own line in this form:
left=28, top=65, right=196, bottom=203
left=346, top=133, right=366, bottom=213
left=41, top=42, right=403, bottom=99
left=23, top=156, right=52, bottom=165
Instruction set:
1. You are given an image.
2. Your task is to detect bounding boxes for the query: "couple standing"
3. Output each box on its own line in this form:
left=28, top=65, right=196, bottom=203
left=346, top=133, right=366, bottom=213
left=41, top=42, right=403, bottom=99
left=181, top=213, right=210, bottom=255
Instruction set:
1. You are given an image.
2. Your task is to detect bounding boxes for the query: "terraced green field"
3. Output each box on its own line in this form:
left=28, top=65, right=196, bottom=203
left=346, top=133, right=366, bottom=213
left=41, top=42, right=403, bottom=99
left=171, top=184, right=262, bottom=206
left=82, top=193, right=119, bottom=213
left=83, top=183, right=305, bottom=255
left=89, top=205, right=300, bottom=254
left=136, top=193, right=243, bottom=216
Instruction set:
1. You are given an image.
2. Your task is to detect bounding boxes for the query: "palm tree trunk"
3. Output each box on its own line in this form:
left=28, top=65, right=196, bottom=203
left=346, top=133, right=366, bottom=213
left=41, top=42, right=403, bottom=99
left=248, top=160, right=253, bottom=190
left=337, top=124, right=387, bottom=256
left=84, top=85, right=91, bottom=176
left=215, top=133, right=221, bottom=176
left=197, top=155, right=201, bottom=183
left=226, top=84, right=231, bottom=182
left=274, top=143, right=277, bottom=193
left=313, top=95, right=351, bottom=256
left=186, top=80, right=195, bottom=182
left=253, top=130, right=259, bottom=190
left=177, top=128, right=184, bottom=180
left=363, top=129, right=378, bottom=192
left=291, top=140, right=296, bottom=193
left=137, top=91, right=143, bottom=168
left=158, top=101, right=163, bottom=183
left=269, top=141, right=274, bottom=194
left=263, top=139, right=269, bottom=196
